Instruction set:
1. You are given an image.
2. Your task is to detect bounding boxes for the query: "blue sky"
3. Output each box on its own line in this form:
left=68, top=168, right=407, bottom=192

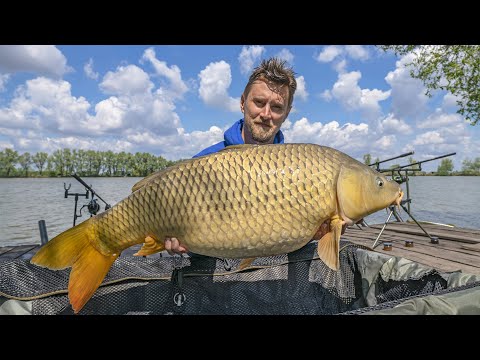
left=0, top=45, right=478, bottom=172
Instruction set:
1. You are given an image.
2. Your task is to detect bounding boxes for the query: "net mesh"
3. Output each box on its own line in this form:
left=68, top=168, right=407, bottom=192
left=0, top=240, right=473, bottom=315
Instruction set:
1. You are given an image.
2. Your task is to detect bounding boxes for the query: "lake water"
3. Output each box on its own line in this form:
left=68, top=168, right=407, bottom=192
left=0, top=176, right=479, bottom=247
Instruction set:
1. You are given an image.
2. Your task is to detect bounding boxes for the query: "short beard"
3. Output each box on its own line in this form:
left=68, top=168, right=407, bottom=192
left=250, top=125, right=277, bottom=143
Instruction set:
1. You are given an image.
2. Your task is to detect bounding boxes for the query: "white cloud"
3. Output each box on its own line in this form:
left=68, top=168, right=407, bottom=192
left=330, top=71, right=390, bottom=120
left=384, top=53, right=429, bottom=119
left=238, top=46, right=266, bottom=75
left=334, top=59, right=347, bottom=73
left=283, top=117, right=370, bottom=156
left=374, top=135, right=396, bottom=150
left=345, top=45, right=369, bottom=60
left=319, top=90, right=332, bottom=102
left=316, top=45, right=369, bottom=67
left=125, top=125, right=225, bottom=160
left=90, top=97, right=126, bottom=132
left=295, top=76, right=308, bottom=102
left=442, top=93, right=460, bottom=109
left=16, top=135, right=134, bottom=154
left=417, top=109, right=463, bottom=129
left=0, top=139, right=13, bottom=149
left=379, top=113, right=412, bottom=134
left=406, top=122, right=468, bottom=170
left=0, top=74, right=10, bottom=92
left=198, top=61, right=240, bottom=112
left=141, top=47, right=188, bottom=99
left=413, top=131, right=444, bottom=145
left=1, top=120, right=227, bottom=161
left=0, top=72, right=183, bottom=139
left=84, top=58, right=99, bottom=80
left=275, top=48, right=294, bottom=64
left=316, top=46, right=343, bottom=63
left=0, top=77, right=91, bottom=133
left=0, top=45, right=72, bottom=78
left=100, top=65, right=153, bottom=96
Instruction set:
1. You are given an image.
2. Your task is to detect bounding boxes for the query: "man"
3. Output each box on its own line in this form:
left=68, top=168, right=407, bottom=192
left=192, top=57, right=293, bottom=158
left=163, top=57, right=340, bottom=255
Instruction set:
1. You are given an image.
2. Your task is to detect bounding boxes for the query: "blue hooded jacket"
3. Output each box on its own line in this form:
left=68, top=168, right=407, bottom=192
left=193, top=118, right=285, bottom=158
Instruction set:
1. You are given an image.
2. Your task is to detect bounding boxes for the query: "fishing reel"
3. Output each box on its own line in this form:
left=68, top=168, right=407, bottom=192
left=64, top=174, right=112, bottom=226
left=87, top=199, right=101, bottom=215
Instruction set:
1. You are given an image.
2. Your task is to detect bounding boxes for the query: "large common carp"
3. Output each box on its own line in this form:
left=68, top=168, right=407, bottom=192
left=31, top=143, right=403, bottom=313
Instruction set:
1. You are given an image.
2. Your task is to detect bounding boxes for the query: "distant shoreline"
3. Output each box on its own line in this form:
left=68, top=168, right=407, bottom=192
left=1, top=173, right=479, bottom=179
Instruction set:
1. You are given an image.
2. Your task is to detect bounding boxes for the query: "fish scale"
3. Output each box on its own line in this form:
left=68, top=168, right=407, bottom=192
left=91, top=144, right=340, bottom=258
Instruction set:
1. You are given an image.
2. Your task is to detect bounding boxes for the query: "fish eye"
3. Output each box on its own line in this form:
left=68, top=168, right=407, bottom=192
left=376, top=177, right=384, bottom=187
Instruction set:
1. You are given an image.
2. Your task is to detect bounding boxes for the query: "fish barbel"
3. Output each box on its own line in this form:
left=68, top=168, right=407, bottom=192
left=31, top=143, right=403, bottom=313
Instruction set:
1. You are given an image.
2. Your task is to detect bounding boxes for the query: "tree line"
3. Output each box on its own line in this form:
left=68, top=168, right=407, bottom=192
left=363, top=154, right=480, bottom=176
left=1, top=148, right=478, bottom=178
left=0, top=148, right=181, bottom=177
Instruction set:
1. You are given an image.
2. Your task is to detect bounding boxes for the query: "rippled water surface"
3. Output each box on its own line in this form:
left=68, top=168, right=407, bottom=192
left=0, top=176, right=478, bottom=246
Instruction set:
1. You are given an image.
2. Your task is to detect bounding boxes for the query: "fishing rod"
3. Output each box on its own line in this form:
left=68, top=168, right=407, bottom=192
left=380, top=152, right=456, bottom=213
left=369, top=151, right=415, bottom=172
left=64, top=173, right=112, bottom=226
left=387, top=152, right=457, bottom=172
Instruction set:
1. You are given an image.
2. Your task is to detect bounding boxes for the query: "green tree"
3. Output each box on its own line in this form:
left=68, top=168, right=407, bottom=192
left=363, top=153, right=371, bottom=165
left=117, top=151, right=128, bottom=176
left=62, top=148, right=74, bottom=175
left=462, top=157, right=480, bottom=174
left=18, top=152, right=32, bottom=177
left=50, top=149, right=66, bottom=176
left=32, top=152, right=49, bottom=175
left=91, top=151, right=103, bottom=176
left=104, top=150, right=116, bottom=176
left=407, top=156, right=420, bottom=175
left=0, top=148, right=19, bottom=177
left=378, top=45, right=480, bottom=125
left=75, top=149, right=88, bottom=176
left=437, top=158, right=454, bottom=175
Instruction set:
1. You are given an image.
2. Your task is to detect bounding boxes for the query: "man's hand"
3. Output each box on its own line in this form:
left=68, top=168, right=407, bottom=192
left=165, top=237, right=189, bottom=255
left=312, top=219, right=349, bottom=240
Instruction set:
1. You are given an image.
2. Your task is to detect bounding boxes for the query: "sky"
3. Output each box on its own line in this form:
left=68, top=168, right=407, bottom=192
left=0, top=45, right=478, bottom=172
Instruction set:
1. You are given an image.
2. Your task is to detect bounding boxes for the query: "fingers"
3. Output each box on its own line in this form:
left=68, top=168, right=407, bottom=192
left=312, top=219, right=331, bottom=240
left=165, top=237, right=188, bottom=255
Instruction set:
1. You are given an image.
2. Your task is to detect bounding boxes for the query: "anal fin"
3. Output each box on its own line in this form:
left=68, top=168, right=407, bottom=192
left=134, top=235, right=165, bottom=256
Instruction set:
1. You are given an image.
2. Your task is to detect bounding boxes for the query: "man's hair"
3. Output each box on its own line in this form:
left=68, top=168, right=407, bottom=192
left=243, top=57, right=297, bottom=108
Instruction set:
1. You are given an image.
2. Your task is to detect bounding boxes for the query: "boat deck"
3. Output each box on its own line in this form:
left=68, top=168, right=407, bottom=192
left=343, top=222, right=480, bottom=275
left=1, top=222, right=480, bottom=275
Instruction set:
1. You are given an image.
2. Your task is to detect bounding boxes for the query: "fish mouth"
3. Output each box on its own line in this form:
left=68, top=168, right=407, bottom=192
left=394, top=189, right=404, bottom=208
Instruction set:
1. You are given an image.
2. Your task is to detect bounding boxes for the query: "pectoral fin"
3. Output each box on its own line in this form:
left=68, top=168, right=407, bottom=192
left=134, top=235, right=165, bottom=256
left=317, top=216, right=344, bottom=271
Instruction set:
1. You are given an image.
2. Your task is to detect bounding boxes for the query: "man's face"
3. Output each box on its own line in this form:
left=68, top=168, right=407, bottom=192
left=241, top=80, right=291, bottom=144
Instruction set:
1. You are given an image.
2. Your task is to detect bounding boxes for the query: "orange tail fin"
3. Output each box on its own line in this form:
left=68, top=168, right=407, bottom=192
left=31, top=220, right=118, bottom=314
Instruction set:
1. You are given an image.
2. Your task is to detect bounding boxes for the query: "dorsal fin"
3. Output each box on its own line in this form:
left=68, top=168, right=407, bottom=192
left=131, top=169, right=167, bottom=193
left=131, top=145, right=258, bottom=192
left=131, top=158, right=197, bottom=193
left=218, top=144, right=259, bottom=152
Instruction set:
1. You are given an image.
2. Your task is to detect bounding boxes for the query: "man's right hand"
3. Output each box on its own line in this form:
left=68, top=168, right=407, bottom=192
left=165, top=237, right=189, bottom=255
